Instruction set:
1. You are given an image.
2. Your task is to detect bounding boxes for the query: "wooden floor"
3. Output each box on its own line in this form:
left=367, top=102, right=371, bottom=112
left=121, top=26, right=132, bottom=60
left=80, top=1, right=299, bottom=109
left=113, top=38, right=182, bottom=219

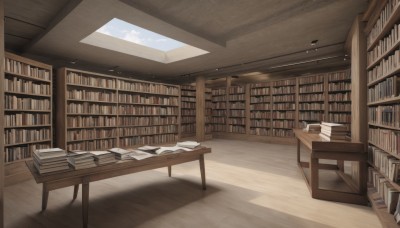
left=4, top=139, right=380, bottom=228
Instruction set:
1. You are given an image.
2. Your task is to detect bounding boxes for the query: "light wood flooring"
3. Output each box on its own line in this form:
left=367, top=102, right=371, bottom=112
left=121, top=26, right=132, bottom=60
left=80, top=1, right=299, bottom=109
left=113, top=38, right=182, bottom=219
left=4, top=139, right=381, bottom=228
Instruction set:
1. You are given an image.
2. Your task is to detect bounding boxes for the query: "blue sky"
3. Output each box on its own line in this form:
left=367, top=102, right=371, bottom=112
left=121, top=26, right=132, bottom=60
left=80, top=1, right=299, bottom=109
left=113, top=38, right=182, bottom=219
left=96, top=18, right=185, bottom=52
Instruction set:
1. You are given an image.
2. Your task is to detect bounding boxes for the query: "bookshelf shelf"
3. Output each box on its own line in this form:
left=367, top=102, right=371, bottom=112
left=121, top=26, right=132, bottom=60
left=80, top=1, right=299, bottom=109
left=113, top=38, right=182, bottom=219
left=367, top=39, right=400, bottom=70
left=367, top=189, right=399, bottom=228
left=368, top=97, right=400, bottom=106
left=3, top=52, right=53, bottom=177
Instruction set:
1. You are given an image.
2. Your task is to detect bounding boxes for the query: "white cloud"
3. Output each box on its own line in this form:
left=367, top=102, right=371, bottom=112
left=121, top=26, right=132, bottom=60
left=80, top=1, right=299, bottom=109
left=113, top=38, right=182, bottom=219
left=97, top=26, right=112, bottom=36
left=122, top=29, right=143, bottom=44
left=156, top=38, right=168, bottom=43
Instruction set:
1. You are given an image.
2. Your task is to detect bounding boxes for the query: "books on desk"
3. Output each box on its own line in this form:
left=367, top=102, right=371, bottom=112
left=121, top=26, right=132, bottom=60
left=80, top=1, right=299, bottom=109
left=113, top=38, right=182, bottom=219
left=176, top=141, right=200, bottom=149
left=33, top=148, right=69, bottom=174
left=319, top=122, right=348, bottom=141
left=67, top=150, right=96, bottom=170
left=108, top=148, right=132, bottom=160
left=155, top=146, right=192, bottom=155
left=128, top=150, right=155, bottom=160
left=304, top=123, right=321, bottom=133
left=90, top=151, right=117, bottom=165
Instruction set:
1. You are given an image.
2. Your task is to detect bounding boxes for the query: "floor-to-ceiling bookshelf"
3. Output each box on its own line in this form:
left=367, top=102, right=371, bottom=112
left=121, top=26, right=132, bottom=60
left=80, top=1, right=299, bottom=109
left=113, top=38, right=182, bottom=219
left=180, top=85, right=196, bottom=137
left=228, top=85, right=246, bottom=134
left=249, top=82, right=271, bottom=136
left=211, top=88, right=227, bottom=132
left=298, top=74, right=325, bottom=126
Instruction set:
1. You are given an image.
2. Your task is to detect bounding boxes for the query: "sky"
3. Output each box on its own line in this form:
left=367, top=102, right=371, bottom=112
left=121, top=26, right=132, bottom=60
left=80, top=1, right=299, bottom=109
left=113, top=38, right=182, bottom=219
left=96, top=18, right=186, bottom=52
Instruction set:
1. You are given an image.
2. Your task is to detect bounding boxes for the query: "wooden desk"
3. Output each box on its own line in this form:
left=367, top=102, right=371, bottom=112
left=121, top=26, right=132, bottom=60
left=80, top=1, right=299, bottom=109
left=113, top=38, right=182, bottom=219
left=26, top=146, right=211, bottom=228
left=294, top=129, right=367, bottom=205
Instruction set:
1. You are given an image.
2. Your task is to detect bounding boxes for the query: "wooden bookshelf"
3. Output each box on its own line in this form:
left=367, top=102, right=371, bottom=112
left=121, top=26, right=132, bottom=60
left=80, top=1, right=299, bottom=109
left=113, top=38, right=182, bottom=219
left=271, top=78, right=297, bottom=137
left=365, top=0, right=400, bottom=226
left=56, top=68, right=180, bottom=150
left=228, top=85, right=246, bottom=134
left=211, top=88, right=227, bottom=132
left=205, top=88, right=213, bottom=138
left=298, top=74, right=325, bottom=127
left=249, top=82, right=271, bottom=136
left=180, top=85, right=196, bottom=137
left=4, top=52, right=53, bottom=185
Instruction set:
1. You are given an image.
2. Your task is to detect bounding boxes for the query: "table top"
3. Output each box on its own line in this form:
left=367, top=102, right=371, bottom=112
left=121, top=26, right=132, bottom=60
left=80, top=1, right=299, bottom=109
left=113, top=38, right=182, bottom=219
left=293, top=129, right=364, bottom=153
left=26, top=146, right=211, bottom=183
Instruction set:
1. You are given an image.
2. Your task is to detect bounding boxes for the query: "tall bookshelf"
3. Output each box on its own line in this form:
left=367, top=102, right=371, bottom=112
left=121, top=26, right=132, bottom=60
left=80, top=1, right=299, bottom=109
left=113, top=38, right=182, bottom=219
left=4, top=52, right=53, bottom=183
left=271, top=78, right=297, bottom=137
left=205, top=88, right=213, bottom=137
left=228, top=85, right=246, bottom=134
left=298, top=74, right=325, bottom=126
left=180, top=85, right=196, bottom=137
left=56, top=68, right=180, bottom=150
left=249, top=82, right=271, bottom=136
left=364, top=0, right=400, bottom=226
left=211, top=88, right=227, bottom=132
left=327, top=71, right=352, bottom=131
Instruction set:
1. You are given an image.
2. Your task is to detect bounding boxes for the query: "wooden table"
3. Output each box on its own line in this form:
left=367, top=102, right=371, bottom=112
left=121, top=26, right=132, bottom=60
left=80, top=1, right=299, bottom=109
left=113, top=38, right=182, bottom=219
left=26, top=146, right=211, bottom=228
left=294, top=129, right=367, bottom=205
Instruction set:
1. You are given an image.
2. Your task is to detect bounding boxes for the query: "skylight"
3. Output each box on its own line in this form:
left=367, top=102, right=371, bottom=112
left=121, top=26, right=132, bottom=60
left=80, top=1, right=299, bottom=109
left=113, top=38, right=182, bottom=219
left=80, top=18, right=209, bottom=64
left=96, top=18, right=185, bottom=52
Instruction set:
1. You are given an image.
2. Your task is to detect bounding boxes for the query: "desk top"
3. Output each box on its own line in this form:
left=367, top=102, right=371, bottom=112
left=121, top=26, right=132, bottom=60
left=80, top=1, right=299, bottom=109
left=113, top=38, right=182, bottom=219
left=26, top=146, right=211, bottom=183
left=293, top=129, right=364, bottom=153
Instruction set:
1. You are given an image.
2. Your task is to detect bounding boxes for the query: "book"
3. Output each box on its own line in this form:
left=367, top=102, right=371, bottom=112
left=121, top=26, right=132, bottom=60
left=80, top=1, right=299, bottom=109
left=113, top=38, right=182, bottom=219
left=90, top=151, right=117, bottom=165
left=176, top=141, right=200, bottom=149
left=155, top=146, right=192, bottom=155
left=137, top=145, right=160, bottom=153
left=128, top=150, right=155, bottom=160
left=67, top=151, right=96, bottom=170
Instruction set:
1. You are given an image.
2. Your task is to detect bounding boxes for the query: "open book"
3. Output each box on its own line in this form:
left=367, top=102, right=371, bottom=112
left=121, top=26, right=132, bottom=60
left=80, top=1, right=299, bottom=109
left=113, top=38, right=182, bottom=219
left=155, top=146, right=192, bottom=155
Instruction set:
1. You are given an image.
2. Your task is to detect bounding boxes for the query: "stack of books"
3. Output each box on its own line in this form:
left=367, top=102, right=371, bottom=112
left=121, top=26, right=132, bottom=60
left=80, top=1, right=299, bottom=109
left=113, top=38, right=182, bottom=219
left=90, top=151, right=117, bottom=165
left=33, top=148, right=69, bottom=174
left=319, top=122, right=348, bottom=141
left=305, top=123, right=321, bottom=133
left=108, top=148, right=133, bottom=160
left=67, top=151, right=96, bottom=170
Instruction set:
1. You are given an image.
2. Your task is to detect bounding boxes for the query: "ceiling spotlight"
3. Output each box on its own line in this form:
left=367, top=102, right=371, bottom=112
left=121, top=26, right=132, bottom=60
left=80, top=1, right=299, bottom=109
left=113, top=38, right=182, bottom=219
left=215, top=68, right=219, bottom=71
left=311, top=40, right=318, bottom=46
left=314, top=48, right=318, bottom=51
left=306, top=50, right=309, bottom=54
left=108, top=66, right=118, bottom=72
left=70, top=59, right=78, bottom=64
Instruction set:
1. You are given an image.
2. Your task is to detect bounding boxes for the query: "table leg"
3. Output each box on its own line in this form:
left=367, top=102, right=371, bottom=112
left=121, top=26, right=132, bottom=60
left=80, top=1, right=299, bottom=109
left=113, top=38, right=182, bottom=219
left=42, top=184, right=49, bottom=211
left=73, top=184, right=79, bottom=200
left=310, top=157, right=319, bottom=196
left=82, top=180, right=90, bottom=228
left=168, top=166, right=171, bottom=177
left=297, top=139, right=301, bottom=164
left=199, top=154, right=206, bottom=190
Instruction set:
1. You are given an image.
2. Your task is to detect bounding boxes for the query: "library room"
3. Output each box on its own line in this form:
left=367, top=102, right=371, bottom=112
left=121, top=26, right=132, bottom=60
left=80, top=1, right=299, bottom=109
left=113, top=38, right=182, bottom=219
left=1, top=0, right=400, bottom=227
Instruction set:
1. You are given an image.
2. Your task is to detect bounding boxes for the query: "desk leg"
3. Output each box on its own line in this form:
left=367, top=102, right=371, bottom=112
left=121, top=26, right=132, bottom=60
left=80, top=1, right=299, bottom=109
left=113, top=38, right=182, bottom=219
left=42, top=184, right=49, bottom=211
left=73, top=184, right=79, bottom=200
left=310, top=157, right=319, bottom=196
left=297, top=139, right=300, bottom=164
left=199, top=154, right=206, bottom=190
left=168, top=166, right=171, bottom=177
left=82, top=180, right=90, bottom=228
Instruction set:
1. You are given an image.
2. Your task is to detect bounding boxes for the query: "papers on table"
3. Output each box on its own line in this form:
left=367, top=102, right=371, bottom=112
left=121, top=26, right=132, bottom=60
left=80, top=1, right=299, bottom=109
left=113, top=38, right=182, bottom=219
left=176, top=141, right=200, bottom=149
left=128, top=150, right=155, bottom=160
left=155, top=146, right=192, bottom=155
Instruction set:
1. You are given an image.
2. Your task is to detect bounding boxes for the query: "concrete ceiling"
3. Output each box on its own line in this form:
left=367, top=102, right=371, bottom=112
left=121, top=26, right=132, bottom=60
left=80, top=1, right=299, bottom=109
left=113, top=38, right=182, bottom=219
left=4, top=0, right=368, bottom=84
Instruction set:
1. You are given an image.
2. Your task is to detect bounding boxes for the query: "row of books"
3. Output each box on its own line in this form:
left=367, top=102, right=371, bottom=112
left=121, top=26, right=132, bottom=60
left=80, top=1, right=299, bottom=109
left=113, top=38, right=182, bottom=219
left=250, top=96, right=270, bottom=103
left=212, top=117, right=226, bottom=124
left=328, top=92, right=351, bottom=101
left=250, top=111, right=271, bottom=119
left=67, top=72, right=116, bottom=89
left=367, top=0, right=400, bottom=48
left=205, top=125, right=213, bottom=134
left=67, top=116, right=117, bottom=128
left=369, top=104, right=400, bottom=127
left=181, top=116, right=196, bottom=124
left=212, top=88, right=226, bottom=95
left=5, top=128, right=50, bottom=145
left=67, top=139, right=117, bottom=151
left=273, top=103, right=295, bottom=110
left=272, top=129, right=294, bottom=137
left=272, top=94, right=295, bottom=102
left=272, top=120, right=295, bottom=128
left=181, top=91, right=196, bottom=97
left=4, top=58, right=51, bottom=80
left=272, top=86, right=296, bottom=94
left=229, top=94, right=245, bottom=100
left=118, top=116, right=177, bottom=126
left=213, top=102, right=226, bottom=109
left=212, top=96, right=226, bottom=102
left=118, top=94, right=178, bottom=105
left=212, top=125, right=226, bottom=132
left=118, top=80, right=179, bottom=95
left=181, top=109, right=196, bottom=116
left=368, top=76, right=400, bottom=102
left=119, top=125, right=178, bottom=136
left=327, top=113, right=351, bottom=123
left=251, top=82, right=270, bottom=88
left=67, top=129, right=117, bottom=141
left=228, top=125, right=246, bottom=134
left=368, top=23, right=400, bottom=65
left=272, top=79, right=296, bottom=87
left=299, top=84, right=324, bottom=93
left=5, top=95, right=50, bottom=110
left=299, top=103, right=324, bottom=110
left=299, top=94, right=324, bottom=102
left=250, top=87, right=270, bottom=95
left=298, top=75, right=324, bottom=84
left=367, top=49, right=400, bottom=83
left=119, top=134, right=178, bottom=147
left=272, top=111, right=295, bottom=119
left=369, top=127, right=400, bottom=154
left=299, top=112, right=324, bottom=121
left=118, top=106, right=178, bottom=115
left=4, top=143, right=50, bottom=163
left=5, top=113, right=50, bottom=127
left=228, top=118, right=246, bottom=125
left=212, top=110, right=226, bottom=116
left=328, top=71, right=351, bottom=81
left=328, top=103, right=351, bottom=112
left=182, top=124, right=196, bottom=134
left=229, top=86, right=245, bottom=94
left=67, top=103, right=117, bottom=115
left=250, top=128, right=270, bottom=136
left=181, top=85, right=195, bottom=90
left=229, top=110, right=245, bottom=117
left=251, top=119, right=271, bottom=127
left=328, top=82, right=351, bottom=91
left=368, top=146, right=400, bottom=182
left=67, top=89, right=117, bottom=102
left=181, top=97, right=196, bottom=102
left=250, top=103, right=271, bottom=110
left=5, top=77, right=51, bottom=95
left=181, top=102, right=196, bottom=109
left=368, top=167, right=399, bottom=215
left=230, top=102, right=246, bottom=109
